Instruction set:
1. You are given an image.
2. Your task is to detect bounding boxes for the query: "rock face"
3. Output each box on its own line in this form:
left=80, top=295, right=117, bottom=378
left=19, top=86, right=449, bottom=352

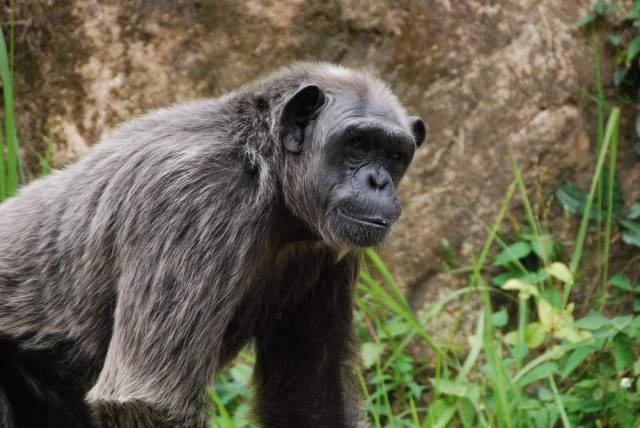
left=8, top=0, right=628, bottom=307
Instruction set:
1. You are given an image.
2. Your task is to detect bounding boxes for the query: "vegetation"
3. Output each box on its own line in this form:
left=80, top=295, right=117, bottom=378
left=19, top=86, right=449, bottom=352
left=212, top=110, right=640, bottom=426
left=1, top=2, right=640, bottom=427
left=211, top=3, right=640, bottom=427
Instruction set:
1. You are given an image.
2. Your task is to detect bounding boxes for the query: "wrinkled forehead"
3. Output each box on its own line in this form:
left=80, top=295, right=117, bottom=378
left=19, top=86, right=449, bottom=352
left=322, top=86, right=412, bottom=138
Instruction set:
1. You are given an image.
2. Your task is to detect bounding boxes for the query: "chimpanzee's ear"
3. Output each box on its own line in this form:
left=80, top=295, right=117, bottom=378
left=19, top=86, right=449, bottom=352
left=409, top=116, right=426, bottom=148
left=280, top=85, right=325, bottom=154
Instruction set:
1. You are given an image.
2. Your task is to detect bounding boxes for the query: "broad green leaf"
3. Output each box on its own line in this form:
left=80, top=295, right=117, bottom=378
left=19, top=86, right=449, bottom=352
left=620, top=219, right=640, bottom=233
left=557, top=175, right=623, bottom=220
left=521, top=269, right=551, bottom=285
left=575, top=311, right=610, bottom=330
left=594, top=0, right=619, bottom=14
left=491, top=308, right=508, bottom=327
left=538, top=299, right=590, bottom=342
left=626, top=202, right=640, bottom=219
left=540, top=287, right=562, bottom=308
left=627, top=36, right=640, bottom=64
left=504, top=330, right=518, bottom=346
left=378, top=318, right=411, bottom=338
left=560, top=346, right=595, bottom=379
left=614, top=66, right=629, bottom=87
left=610, top=333, right=635, bottom=372
left=525, top=322, right=547, bottom=348
left=609, top=35, right=623, bottom=46
left=622, top=229, right=640, bottom=247
left=430, top=378, right=470, bottom=398
left=503, top=278, right=539, bottom=299
left=492, top=269, right=549, bottom=286
left=517, top=362, right=558, bottom=388
left=512, top=342, right=529, bottom=360
left=556, top=184, right=587, bottom=215
left=457, top=398, right=475, bottom=428
left=229, top=364, right=252, bottom=385
left=530, top=234, right=554, bottom=261
left=610, top=315, right=633, bottom=332
left=547, top=262, right=573, bottom=284
left=493, top=241, right=531, bottom=265
left=634, top=299, right=640, bottom=312
left=610, top=273, right=633, bottom=291
left=361, top=342, right=385, bottom=368
left=626, top=2, right=640, bottom=19
left=491, top=270, right=519, bottom=286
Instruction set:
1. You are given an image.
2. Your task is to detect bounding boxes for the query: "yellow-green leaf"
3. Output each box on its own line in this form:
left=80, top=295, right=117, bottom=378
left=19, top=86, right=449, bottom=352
left=547, top=262, right=574, bottom=284
left=503, top=279, right=539, bottom=299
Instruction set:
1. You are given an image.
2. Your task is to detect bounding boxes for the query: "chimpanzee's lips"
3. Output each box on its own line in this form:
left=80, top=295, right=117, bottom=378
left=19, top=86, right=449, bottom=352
left=337, top=209, right=392, bottom=229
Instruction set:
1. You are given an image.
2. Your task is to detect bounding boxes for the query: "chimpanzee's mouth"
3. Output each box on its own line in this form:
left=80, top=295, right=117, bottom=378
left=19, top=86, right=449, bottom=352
left=337, top=209, right=391, bottom=229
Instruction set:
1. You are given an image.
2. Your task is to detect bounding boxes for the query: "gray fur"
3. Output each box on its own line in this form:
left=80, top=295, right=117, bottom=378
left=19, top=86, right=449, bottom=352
left=0, top=62, right=418, bottom=427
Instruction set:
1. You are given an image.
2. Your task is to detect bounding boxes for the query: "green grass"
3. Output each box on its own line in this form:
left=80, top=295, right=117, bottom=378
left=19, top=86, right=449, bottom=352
left=211, top=107, right=640, bottom=428
left=0, top=19, right=21, bottom=201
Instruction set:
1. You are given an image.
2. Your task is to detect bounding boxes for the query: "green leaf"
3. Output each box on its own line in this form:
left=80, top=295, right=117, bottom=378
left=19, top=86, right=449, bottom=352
left=517, top=362, right=558, bottom=388
left=626, top=202, right=640, bottom=220
left=491, top=270, right=519, bottom=286
left=610, top=334, right=635, bottom=372
left=556, top=184, right=587, bottom=215
left=361, top=342, right=385, bottom=369
left=525, top=322, right=547, bottom=348
left=575, top=311, right=610, bottom=330
left=491, top=308, right=509, bottom=327
left=378, top=317, right=411, bottom=338
left=609, top=35, right=623, bottom=46
left=626, top=2, right=640, bottom=19
left=627, top=36, right=640, bottom=63
left=512, top=342, right=529, bottom=360
left=503, top=279, right=539, bottom=299
left=557, top=174, right=623, bottom=220
left=493, top=241, right=532, bottom=266
left=457, top=399, right=475, bottom=428
left=229, top=364, right=252, bottom=386
left=529, top=234, right=554, bottom=261
left=622, top=229, right=640, bottom=247
left=634, top=299, right=640, bottom=312
left=610, top=273, right=633, bottom=291
left=577, top=12, right=598, bottom=27
left=620, top=219, right=640, bottom=232
left=431, top=378, right=470, bottom=398
left=594, top=0, right=619, bottom=14
left=441, top=238, right=459, bottom=265
left=560, top=346, right=595, bottom=379
left=547, top=262, right=573, bottom=284
left=610, top=315, right=633, bottom=332
left=504, top=330, right=518, bottom=346
left=614, top=66, right=629, bottom=87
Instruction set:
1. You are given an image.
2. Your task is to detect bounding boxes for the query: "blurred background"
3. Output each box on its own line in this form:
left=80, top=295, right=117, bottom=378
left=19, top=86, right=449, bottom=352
left=3, top=0, right=640, bottom=426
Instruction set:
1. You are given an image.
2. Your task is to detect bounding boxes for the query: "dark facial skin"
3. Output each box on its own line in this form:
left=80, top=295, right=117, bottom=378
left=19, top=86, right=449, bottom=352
left=322, top=116, right=416, bottom=247
left=280, top=84, right=425, bottom=248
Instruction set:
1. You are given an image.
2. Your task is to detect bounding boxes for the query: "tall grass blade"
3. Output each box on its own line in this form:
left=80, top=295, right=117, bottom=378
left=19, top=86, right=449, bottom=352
left=566, top=108, right=620, bottom=304
left=0, top=28, right=19, bottom=197
left=601, top=118, right=618, bottom=303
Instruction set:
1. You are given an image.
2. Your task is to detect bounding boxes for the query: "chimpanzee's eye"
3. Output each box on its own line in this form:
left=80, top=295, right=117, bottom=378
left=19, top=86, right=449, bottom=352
left=389, top=151, right=403, bottom=161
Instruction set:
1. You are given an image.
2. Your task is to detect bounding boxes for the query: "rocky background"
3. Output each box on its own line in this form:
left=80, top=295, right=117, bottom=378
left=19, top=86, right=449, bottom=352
left=6, top=0, right=639, bottom=315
